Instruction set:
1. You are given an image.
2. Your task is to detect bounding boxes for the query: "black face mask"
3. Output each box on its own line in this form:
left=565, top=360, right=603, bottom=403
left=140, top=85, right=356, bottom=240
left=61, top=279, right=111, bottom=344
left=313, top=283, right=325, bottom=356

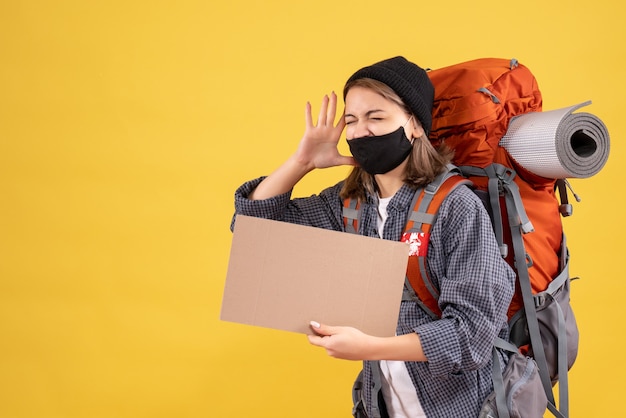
left=347, top=126, right=414, bottom=175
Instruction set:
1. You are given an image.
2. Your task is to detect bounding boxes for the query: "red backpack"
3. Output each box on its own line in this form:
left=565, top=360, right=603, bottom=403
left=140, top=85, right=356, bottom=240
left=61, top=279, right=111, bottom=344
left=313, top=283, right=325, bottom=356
left=344, top=58, right=579, bottom=418
left=429, top=59, right=577, bottom=418
left=429, top=58, right=559, bottom=317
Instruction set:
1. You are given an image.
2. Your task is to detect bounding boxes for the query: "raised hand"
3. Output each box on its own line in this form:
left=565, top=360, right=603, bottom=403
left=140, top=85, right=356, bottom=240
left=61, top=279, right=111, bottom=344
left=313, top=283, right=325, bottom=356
left=294, top=92, right=355, bottom=170
left=248, top=92, right=355, bottom=200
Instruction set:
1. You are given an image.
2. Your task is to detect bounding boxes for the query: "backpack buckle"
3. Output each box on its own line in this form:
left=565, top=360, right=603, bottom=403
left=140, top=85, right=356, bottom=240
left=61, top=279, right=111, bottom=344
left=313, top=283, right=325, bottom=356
left=559, top=203, right=573, bottom=217
left=534, top=294, right=546, bottom=308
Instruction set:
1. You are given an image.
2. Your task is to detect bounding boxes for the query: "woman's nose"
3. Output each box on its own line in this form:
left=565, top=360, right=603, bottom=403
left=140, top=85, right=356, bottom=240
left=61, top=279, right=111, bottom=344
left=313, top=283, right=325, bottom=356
left=350, top=120, right=371, bottom=139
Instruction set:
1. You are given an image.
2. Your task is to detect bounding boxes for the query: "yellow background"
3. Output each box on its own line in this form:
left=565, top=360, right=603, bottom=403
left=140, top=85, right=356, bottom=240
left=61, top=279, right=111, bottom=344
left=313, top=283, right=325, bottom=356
left=0, top=1, right=623, bottom=417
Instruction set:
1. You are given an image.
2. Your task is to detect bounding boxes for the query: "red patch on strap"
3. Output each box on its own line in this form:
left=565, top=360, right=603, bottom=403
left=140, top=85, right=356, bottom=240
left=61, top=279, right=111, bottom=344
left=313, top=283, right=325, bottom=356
left=401, top=231, right=429, bottom=257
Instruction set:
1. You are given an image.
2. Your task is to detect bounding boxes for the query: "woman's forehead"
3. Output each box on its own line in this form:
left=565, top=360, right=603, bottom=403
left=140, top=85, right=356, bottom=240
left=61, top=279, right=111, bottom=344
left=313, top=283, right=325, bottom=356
left=345, top=86, right=403, bottom=114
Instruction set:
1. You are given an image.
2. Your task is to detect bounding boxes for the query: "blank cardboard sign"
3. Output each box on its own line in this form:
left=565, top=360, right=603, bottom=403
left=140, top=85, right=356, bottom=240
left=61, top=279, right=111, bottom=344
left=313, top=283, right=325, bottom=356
left=220, top=215, right=409, bottom=337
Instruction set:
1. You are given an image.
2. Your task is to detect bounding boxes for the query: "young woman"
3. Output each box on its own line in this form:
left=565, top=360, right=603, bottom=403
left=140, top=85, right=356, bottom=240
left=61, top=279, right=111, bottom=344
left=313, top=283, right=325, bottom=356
left=231, top=56, right=515, bottom=418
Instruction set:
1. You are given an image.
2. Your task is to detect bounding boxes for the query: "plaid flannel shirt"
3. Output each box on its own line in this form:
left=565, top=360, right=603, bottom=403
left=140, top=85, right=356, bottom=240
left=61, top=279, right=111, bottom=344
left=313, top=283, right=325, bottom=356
left=232, top=177, right=515, bottom=418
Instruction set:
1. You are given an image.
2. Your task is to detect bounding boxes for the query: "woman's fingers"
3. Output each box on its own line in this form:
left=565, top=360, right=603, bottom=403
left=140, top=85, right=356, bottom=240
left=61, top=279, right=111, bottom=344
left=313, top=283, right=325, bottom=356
left=304, top=101, right=313, bottom=129
left=296, top=92, right=351, bottom=169
left=307, top=322, right=373, bottom=360
left=326, top=91, right=338, bottom=127
left=317, top=94, right=329, bottom=127
left=309, top=92, right=343, bottom=129
left=309, top=320, right=333, bottom=336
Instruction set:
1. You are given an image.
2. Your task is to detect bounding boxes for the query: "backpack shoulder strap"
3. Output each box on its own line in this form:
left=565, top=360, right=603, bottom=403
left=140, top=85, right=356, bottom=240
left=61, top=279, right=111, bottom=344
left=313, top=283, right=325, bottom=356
left=342, top=197, right=361, bottom=234
left=402, top=170, right=472, bottom=318
left=405, top=168, right=472, bottom=234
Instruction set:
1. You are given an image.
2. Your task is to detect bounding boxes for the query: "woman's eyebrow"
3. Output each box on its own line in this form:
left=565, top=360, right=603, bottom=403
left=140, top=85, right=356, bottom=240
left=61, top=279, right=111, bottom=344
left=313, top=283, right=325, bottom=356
left=344, top=109, right=386, bottom=118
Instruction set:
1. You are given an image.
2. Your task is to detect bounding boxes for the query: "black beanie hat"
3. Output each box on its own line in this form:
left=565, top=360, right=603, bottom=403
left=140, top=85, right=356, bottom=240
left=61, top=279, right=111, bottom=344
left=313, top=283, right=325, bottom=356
left=344, top=56, right=434, bottom=134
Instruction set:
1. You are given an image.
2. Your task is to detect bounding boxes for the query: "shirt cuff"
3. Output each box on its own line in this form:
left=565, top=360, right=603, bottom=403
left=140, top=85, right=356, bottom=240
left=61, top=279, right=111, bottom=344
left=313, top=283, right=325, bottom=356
left=415, top=318, right=462, bottom=378
left=232, top=177, right=293, bottom=222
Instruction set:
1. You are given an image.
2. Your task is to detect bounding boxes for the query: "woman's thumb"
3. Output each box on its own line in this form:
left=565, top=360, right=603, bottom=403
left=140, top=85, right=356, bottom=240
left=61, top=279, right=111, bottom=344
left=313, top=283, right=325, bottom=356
left=309, top=320, right=332, bottom=336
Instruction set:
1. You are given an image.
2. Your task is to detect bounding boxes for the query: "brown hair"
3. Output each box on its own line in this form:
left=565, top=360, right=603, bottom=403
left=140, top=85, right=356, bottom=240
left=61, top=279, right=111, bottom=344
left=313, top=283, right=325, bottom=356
left=340, top=78, right=453, bottom=200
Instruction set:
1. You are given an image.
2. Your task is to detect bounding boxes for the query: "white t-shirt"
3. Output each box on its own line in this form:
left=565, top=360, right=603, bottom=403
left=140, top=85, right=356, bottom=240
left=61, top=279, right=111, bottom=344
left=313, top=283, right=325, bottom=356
left=377, top=196, right=427, bottom=418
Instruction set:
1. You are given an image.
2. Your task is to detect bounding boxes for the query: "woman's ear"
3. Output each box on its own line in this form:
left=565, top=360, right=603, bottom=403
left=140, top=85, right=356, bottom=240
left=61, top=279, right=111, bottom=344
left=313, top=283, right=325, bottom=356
left=410, top=117, right=425, bottom=140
